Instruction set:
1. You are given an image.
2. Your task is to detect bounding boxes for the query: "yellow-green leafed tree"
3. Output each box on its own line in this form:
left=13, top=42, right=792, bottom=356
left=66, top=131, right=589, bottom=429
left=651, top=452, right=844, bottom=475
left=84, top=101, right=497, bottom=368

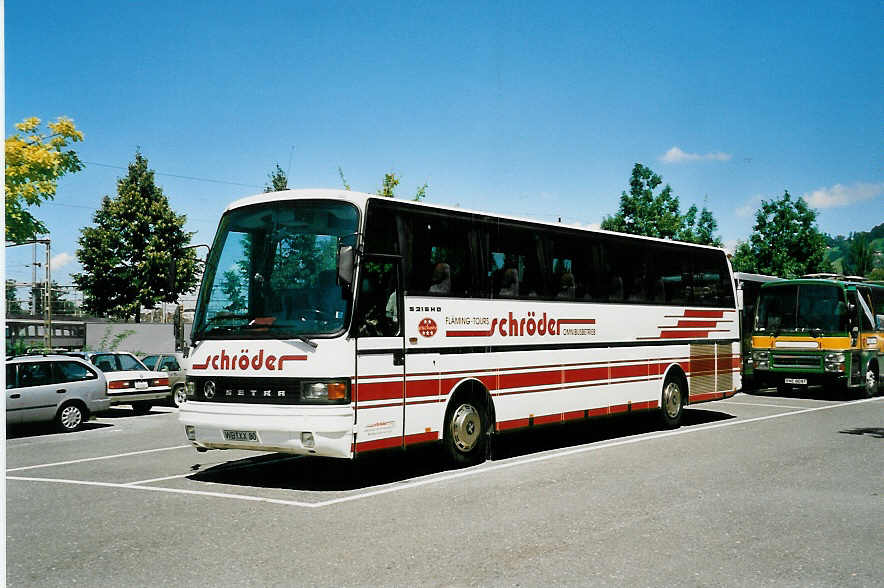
left=5, top=116, right=84, bottom=243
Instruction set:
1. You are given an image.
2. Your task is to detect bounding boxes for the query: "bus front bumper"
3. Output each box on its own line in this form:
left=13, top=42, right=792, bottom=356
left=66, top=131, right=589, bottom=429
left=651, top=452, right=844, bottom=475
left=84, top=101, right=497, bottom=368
left=178, top=401, right=354, bottom=458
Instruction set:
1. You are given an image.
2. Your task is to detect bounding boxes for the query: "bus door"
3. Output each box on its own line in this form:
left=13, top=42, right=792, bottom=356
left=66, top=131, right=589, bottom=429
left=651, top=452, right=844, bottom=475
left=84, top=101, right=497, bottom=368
left=353, top=256, right=406, bottom=454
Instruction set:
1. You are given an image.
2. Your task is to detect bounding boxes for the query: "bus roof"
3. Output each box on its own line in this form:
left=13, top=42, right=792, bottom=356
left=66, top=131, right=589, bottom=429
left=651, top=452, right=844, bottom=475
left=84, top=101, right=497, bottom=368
left=760, top=277, right=883, bottom=289
left=226, top=188, right=730, bottom=253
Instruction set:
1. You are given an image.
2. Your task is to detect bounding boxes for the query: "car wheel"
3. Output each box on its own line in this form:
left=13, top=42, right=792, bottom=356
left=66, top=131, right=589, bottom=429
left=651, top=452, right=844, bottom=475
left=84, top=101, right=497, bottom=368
left=172, top=385, right=187, bottom=408
left=55, top=402, right=86, bottom=432
left=132, top=401, right=153, bottom=415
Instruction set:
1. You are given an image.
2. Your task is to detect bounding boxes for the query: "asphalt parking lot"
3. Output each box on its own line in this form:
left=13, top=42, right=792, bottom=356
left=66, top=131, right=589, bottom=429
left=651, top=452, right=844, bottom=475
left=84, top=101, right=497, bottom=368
left=6, top=392, right=884, bottom=587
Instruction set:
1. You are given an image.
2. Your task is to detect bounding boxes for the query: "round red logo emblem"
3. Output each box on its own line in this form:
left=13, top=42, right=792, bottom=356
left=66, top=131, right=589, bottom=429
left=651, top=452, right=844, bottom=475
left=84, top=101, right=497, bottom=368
left=418, top=317, right=438, bottom=337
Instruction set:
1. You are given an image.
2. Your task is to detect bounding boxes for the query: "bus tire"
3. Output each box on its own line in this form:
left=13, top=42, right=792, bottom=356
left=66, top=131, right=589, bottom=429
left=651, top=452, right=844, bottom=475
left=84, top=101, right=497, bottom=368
left=860, top=362, right=879, bottom=398
left=659, top=373, right=685, bottom=429
left=443, top=395, right=488, bottom=467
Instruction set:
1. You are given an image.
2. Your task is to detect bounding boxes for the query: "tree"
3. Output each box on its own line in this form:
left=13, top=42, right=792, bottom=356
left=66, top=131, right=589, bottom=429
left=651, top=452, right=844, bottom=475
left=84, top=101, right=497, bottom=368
left=678, top=201, right=723, bottom=246
left=601, top=163, right=721, bottom=245
left=220, top=269, right=246, bottom=312
left=5, top=280, right=25, bottom=314
left=731, top=191, right=831, bottom=278
left=845, top=234, right=875, bottom=277
left=5, top=116, right=84, bottom=243
left=338, top=167, right=428, bottom=201
left=264, top=163, right=288, bottom=193
left=74, top=151, right=200, bottom=321
left=31, top=281, right=77, bottom=316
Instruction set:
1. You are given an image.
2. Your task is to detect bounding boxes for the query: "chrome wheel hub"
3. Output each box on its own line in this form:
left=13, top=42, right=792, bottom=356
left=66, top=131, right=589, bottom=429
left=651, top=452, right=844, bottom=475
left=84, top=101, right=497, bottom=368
left=61, top=406, right=82, bottom=430
left=663, top=382, right=682, bottom=419
left=450, top=403, right=481, bottom=453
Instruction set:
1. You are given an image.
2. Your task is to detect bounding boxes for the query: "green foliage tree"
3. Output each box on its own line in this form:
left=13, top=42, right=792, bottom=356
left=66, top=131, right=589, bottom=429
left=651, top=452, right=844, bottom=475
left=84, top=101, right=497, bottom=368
left=221, top=269, right=247, bottom=312
left=845, top=235, right=875, bottom=277
left=74, top=151, right=200, bottom=322
left=601, top=163, right=722, bottom=245
left=338, top=167, right=428, bottom=201
left=5, top=117, right=84, bottom=243
left=264, top=163, right=288, bottom=193
left=31, top=281, right=77, bottom=315
left=731, top=191, right=831, bottom=278
left=5, top=280, right=25, bottom=314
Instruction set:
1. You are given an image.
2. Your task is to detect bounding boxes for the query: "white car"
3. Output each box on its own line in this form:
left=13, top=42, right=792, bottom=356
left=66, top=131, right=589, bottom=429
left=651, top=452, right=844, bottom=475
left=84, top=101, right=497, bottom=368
left=6, top=354, right=112, bottom=432
left=65, top=351, right=171, bottom=415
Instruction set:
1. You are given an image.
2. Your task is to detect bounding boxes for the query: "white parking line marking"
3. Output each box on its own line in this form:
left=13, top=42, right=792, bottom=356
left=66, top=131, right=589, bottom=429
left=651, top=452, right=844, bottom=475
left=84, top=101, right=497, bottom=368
left=7, top=397, right=881, bottom=508
left=123, top=473, right=194, bottom=486
left=715, top=400, right=810, bottom=409
left=6, top=476, right=318, bottom=508
left=6, top=445, right=191, bottom=473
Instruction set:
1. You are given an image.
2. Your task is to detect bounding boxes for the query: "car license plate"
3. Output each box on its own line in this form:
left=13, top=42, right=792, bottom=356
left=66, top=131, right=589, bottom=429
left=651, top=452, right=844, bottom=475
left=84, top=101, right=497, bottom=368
left=223, top=430, right=258, bottom=442
left=784, top=378, right=808, bottom=385
left=134, top=381, right=148, bottom=389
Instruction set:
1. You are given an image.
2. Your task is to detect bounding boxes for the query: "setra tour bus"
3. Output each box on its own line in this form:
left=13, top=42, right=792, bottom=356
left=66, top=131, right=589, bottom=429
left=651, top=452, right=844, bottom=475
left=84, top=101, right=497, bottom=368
left=750, top=275, right=883, bottom=397
left=180, top=189, right=740, bottom=465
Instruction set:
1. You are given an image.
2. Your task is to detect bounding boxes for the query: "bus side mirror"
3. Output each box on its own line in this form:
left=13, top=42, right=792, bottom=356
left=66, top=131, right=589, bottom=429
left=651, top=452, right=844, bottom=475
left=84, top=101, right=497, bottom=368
left=337, top=245, right=355, bottom=288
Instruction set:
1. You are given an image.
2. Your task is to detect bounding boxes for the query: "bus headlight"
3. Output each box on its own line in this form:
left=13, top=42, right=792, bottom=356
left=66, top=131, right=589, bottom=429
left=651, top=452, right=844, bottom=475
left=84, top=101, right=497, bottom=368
left=300, top=380, right=350, bottom=403
left=752, top=350, right=770, bottom=370
left=825, top=352, right=846, bottom=373
left=186, top=380, right=196, bottom=397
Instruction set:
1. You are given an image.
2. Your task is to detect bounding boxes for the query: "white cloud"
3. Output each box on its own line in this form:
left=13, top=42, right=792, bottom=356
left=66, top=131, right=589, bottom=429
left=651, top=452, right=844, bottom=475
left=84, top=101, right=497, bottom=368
left=661, top=146, right=732, bottom=164
left=801, top=182, right=884, bottom=209
left=736, top=195, right=763, bottom=217
left=50, top=252, right=75, bottom=270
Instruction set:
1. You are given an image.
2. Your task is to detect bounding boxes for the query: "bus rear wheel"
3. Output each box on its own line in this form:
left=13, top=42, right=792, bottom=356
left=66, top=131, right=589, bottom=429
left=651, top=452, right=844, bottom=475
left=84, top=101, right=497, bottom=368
left=659, top=375, right=685, bottom=429
left=443, top=398, right=488, bottom=467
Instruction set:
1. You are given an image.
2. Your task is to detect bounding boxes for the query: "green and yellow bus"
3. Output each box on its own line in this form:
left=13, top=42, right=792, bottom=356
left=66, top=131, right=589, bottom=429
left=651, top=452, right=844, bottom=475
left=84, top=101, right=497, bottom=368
left=750, top=275, right=883, bottom=397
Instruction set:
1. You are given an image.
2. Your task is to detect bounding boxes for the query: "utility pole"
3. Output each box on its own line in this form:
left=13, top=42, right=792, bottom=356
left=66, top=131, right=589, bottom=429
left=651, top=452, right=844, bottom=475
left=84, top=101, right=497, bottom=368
left=44, top=238, right=52, bottom=349
left=7, top=238, right=52, bottom=349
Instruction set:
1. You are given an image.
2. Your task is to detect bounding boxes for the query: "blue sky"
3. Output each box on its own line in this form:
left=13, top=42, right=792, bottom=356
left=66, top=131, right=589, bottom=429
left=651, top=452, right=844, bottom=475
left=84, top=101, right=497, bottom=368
left=5, top=1, right=883, bottom=290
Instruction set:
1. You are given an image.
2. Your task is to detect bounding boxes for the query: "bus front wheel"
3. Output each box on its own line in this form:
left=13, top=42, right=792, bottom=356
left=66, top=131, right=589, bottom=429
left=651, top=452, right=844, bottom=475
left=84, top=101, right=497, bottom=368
left=659, top=374, right=685, bottom=429
left=443, top=398, right=488, bottom=467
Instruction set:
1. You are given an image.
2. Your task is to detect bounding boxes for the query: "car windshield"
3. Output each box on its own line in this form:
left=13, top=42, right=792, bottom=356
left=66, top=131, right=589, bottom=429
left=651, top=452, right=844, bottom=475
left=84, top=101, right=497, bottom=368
left=91, top=353, right=146, bottom=372
left=755, top=283, right=847, bottom=334
left=192, top=200, right=359, bottom=341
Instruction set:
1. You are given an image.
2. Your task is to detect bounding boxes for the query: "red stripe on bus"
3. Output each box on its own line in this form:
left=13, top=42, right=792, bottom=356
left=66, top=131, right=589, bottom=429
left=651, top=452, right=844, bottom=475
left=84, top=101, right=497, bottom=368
left=404, top=431, right=439, bottom=446
left=355, top=381, right=403, bottom=402
left=689, top=392, right=724, bottom=403
left=563, top=410, right=585, bottom=421
left=405, top=379, right=439, bottom=398
left=556, top=319, right=597, bottom=326
left=446, top=327, right=496, bottom=337
left=676, top=320, right=717, bottom=328
left=683, top=310, right=726, bottom=318
left=533, top=414, right=561, bottom=425
left=563, top=366, right=608, bottom=384
left=497, top=418, right=530, bottom=431
left=588, top=407, right=608, bottom=417
left=499, top=370, right=561, bottom=389
left=354, top=436, right=402, bottom=452
left=660, top=330, right=711, bottom=339
left=609, top=403, right=630, bottom=414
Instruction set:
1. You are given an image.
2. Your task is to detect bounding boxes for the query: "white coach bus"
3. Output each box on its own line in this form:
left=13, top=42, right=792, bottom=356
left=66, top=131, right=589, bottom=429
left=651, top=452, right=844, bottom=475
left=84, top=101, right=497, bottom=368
left=180, top=189, right=740, bottom=465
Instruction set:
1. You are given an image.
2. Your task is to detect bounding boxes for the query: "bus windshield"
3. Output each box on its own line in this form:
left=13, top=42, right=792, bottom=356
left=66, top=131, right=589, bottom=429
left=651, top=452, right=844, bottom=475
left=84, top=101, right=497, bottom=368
left=192, top=200, right=359, bottom=341
left=755, top=283, right=847, bottom=334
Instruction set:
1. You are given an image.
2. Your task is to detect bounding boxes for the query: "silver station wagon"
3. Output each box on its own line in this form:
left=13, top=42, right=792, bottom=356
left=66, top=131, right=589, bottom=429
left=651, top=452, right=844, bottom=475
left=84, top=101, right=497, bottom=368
left=6, top=354, right=111, bottom=432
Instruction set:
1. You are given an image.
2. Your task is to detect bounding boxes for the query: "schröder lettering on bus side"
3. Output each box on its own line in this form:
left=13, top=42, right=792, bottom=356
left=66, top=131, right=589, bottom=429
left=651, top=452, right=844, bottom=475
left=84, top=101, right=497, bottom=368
left=179, top=189, right=741, bottom=465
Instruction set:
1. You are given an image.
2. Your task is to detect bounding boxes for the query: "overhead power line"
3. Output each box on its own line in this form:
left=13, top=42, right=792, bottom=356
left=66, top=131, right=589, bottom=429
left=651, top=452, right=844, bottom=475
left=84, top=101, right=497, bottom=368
left=83, top=161, right=263, bottom=189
